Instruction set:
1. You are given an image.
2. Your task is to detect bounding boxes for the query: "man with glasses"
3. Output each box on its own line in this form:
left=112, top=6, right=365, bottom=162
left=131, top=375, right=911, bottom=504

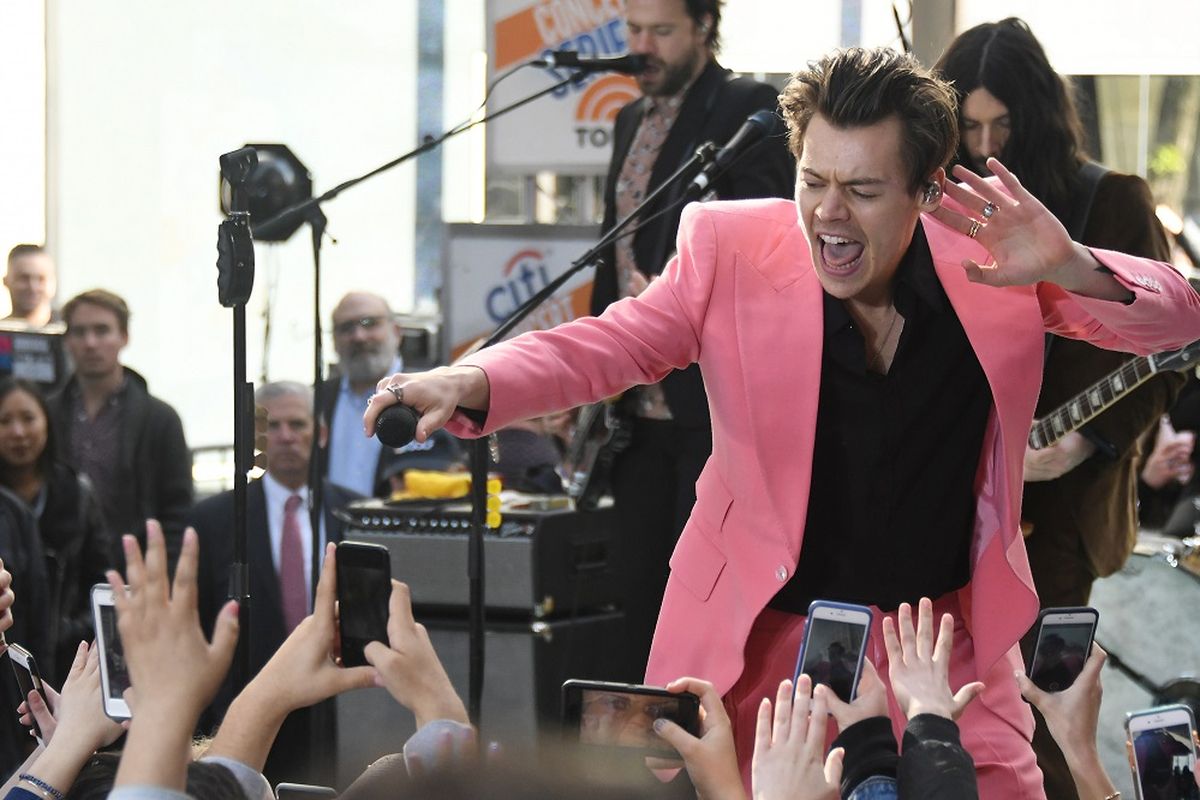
left=319, top=291, right=404, bottom=497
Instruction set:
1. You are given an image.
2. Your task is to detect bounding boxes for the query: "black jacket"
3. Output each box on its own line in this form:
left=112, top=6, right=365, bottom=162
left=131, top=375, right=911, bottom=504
left=36, top=465, right=114, bottom=684
left=47, top=367, right=193, bottom=565
left=591, top=60, right=795, bottom=425
left=834, top=714, right=978, bottom=799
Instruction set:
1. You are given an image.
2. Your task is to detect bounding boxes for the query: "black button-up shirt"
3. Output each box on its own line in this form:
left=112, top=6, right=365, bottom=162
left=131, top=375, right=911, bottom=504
left=769, top=225, right=993, bottom=613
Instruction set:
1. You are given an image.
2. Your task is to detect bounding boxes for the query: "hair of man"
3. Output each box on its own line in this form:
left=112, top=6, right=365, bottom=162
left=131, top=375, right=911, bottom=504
left=933, top=17, right=1088, bottom=220
left=62, top=289, right=131, bottom=335
left=779, top=47, right=959, bottom=193
left=6, top=244, right=47, bottom=266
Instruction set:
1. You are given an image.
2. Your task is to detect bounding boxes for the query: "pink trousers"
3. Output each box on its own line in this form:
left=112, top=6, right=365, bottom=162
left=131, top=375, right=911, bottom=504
left=722, top=595, right=1047, bottom=799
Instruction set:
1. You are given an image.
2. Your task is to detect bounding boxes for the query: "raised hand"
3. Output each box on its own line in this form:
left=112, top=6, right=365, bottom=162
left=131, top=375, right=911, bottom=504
left=751, top=676, right=842, bottom=800
left=207, top=543, right=376, bottom=771
left=652, top=677, right=746, bottom=800
left=882, top=598, right=984, bottom=721
left=108, top=521, right=239, bottom=722
left=930, top=159, right=1129, bottom=300
left=364, top=581, right=469, bottom=728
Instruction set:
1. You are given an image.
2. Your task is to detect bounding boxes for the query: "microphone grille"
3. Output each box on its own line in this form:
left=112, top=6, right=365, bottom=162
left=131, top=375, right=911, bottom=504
left=375, top=404, right=420, bottom=448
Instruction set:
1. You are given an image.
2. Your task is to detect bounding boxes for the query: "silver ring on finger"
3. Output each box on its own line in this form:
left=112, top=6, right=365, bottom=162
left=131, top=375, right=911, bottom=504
left=386, top=384, right=405, bottom=404
left=981, top=202, right=998, bottom=220
left=967, top=219, right=983, bottom=239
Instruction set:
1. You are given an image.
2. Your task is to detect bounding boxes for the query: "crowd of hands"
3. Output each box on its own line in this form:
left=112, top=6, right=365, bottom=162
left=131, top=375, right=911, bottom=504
left=0, top=522, right=1134, bottom=800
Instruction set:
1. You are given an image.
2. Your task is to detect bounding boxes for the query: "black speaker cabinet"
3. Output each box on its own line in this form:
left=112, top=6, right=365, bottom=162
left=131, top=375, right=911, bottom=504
left=334, top=610, right=624, bottom=785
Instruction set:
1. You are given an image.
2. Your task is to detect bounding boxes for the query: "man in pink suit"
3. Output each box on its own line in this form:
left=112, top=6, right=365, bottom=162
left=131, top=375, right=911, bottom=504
left=364, top=49, right=1200, bottom=797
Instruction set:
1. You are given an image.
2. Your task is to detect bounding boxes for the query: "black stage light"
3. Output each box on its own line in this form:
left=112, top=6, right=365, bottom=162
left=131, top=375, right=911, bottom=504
left=219, top=143, right=312, bottom=243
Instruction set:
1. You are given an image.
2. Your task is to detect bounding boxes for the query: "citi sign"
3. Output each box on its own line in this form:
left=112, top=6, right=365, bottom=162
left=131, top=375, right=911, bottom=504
left=487, top=249, right=553, bottom=323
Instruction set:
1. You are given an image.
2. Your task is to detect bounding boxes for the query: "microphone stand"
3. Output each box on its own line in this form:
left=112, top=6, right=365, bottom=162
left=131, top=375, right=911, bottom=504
left=461, top=141, right=717, bottom=720
left=213, top=68, right=592, bottom=731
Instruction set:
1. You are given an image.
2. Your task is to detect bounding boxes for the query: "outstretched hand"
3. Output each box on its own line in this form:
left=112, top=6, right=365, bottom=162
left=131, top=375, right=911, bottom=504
left=929, top=159, right=1126, bottom=300
left=883, top=598, right=984, bottom=721
left=108, top=521, right=239, bottom=723
left=751, top=676, right=842, bottom=800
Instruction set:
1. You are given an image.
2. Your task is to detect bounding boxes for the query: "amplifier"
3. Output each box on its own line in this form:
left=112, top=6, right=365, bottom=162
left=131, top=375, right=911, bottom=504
left=339, top=500, right=618, bottom=617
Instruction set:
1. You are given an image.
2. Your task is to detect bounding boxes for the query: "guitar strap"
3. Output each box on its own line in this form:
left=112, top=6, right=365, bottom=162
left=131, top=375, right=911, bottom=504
left=1044, top=160, right=1111, bottom=367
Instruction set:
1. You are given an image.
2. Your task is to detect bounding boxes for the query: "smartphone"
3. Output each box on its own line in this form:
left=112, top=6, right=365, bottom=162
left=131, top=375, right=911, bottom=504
left=8, top=643, right=48, bottom=746
left=1026, top=606, right=1098, bottom=693
left=335, top=542, right=392, bottom=668
left=275, top=783, right=337, bottom=800
left=561, top=679, right=700, bottom=756
left=794, top=600, right=873, bottom=703
left=91, top=583, right=132, bottom=720
left=1126, top=704, right=1199, bottom=800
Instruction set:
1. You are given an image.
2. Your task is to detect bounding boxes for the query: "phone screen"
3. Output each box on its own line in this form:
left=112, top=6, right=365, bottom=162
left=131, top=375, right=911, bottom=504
left=798, top=615, right=869, bottom=703
left=1029, top=621, right=1094, bottom=692
left=575, top=689, right=697, bottom=754
left=336, top=545, right=391, bottom=667
left=97, top=603, right=131, bottom=699
left=1131, top=720, right=1199, bottom=799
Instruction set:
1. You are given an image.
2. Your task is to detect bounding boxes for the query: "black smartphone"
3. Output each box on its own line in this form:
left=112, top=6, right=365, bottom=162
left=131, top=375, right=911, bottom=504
left=794, top=600, right=873, bottom=703
left=561, top=679, right=700, bottom=756
left=335, top=541, right=392, bottom=668
left=1027, top=606, right=1098, bottom=693
left=8, top=643, right=48, bottom=745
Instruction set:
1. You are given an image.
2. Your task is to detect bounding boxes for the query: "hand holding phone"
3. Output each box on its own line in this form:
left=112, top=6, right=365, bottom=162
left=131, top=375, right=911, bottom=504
left=794, top=601, right=872, bottom=703
left=91, top=583, right=132, bottom=720
left=1027, top=607, right=1098, bottom=693
left=1126, top=704, right=1200, bottom=800
left=8, top=643, right=49, bottom=746
left=335, top=542, right=392, bottom=668
left=562, top=679, right=700, bottom=756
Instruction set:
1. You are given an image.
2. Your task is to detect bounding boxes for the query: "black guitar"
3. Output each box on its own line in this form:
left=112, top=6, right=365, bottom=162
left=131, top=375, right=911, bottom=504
left=1029, top=339, right=1200, bottom=450
left=562, top=397, right=633, bottom=511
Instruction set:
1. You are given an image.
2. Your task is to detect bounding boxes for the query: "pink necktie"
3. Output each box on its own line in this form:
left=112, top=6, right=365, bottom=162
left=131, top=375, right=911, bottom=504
left=279, top=494, right=307, bottom=632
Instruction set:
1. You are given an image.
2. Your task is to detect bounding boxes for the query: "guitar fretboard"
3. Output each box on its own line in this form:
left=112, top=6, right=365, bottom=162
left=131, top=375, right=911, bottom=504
left=1028, top=355, right=1156, bottom=449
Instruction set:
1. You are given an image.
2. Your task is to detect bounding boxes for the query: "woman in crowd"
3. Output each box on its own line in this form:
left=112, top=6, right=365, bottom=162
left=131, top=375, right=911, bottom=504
left=0, top=377, right=111, bottom=684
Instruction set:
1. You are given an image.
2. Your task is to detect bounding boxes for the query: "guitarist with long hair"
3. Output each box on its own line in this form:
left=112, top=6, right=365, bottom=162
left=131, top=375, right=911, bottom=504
left=936, top=19, right=1185, bottom=800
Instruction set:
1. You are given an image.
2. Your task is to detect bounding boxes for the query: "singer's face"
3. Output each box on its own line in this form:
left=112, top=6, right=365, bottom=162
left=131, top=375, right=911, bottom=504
left=796, top=115, right=928, bottom=309
left=624, top=0, right=708, bottom=97
left=261, top=392, right=317, bottom=490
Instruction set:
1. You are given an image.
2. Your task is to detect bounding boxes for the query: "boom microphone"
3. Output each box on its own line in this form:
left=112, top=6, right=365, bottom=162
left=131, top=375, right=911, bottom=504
left=685, top=110, right=782, bottom=199
left=532, top=51, right=648, bottom=75
left=375, top=403, right=420, bottom=448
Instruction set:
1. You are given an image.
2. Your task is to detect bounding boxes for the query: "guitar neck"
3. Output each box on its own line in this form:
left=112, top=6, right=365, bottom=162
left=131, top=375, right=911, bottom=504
left=1028, top=354, right=1157, bottom=449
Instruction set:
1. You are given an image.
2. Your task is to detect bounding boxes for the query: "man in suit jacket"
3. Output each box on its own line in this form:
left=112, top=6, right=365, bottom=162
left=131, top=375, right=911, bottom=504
left=194, top=381, right=360, bottom=786
left=365, top=49, right=1200, bottom=797
left=590, top=0, right=794, bottom=680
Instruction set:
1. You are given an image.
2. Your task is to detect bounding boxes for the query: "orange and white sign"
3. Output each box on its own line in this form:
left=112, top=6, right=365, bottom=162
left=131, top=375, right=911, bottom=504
left=487, top=0, right=639, bottom=173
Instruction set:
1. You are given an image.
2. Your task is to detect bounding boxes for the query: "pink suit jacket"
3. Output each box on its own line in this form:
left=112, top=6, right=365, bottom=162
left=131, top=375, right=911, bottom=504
left=448, top=198, right=1200, bottom=696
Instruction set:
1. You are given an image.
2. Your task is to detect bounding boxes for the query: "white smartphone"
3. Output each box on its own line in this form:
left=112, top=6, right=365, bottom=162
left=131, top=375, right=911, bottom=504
left=793, top=600, right=873, bottom=703
left=1027, top=606, right=1098, bottom=693
left=8, top=643, right=48, bottom=746
left=91, top=583, right=132, bottom=721
left=1126, top=703, right=1199, bottom=800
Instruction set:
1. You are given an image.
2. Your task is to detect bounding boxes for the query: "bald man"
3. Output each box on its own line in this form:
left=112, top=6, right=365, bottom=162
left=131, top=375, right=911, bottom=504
left=319, top=291, right=404, bottom=496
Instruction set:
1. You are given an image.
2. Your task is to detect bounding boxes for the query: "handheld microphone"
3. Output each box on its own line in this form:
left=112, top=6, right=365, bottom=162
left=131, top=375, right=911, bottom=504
left=685, top=110, right=782, bottom=199
left=532, top=51, right=648, bottom=75
left=375, top=404, right=420, bottom=448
